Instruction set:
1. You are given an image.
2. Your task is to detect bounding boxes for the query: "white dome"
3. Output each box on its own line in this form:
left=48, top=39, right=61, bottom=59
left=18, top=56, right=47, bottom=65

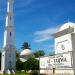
left=59, top=22, right=75, bottom=31
left=20, top=49, right=32, bottom=56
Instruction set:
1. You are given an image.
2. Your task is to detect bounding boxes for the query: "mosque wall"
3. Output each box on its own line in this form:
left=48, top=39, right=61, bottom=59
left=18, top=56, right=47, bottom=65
left=55, top=33, right=72, bottom=54
left=40, top=23, right=75, bottom=75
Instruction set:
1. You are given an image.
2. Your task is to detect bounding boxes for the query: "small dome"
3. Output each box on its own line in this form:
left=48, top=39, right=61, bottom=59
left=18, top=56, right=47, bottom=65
left=20, top=49, right=32, bottom=56
left=59, top=22, right=75, bottom=31
left=20, top=49, right=32, bottom=62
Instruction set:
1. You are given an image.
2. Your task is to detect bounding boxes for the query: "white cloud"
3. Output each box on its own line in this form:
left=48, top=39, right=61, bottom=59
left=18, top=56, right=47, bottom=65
left=47, top=45, right=54, bottom=49
left=24, top=0, right=34, bottom=6
left=42, top=44, right=54, bottom=49
left=34, top=28, right=58, bottom=43
left=15, top=0, right=35, bottom=10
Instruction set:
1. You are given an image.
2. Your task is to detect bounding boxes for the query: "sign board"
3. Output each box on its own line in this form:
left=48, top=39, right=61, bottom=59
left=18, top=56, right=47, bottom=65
left=54, top=52, right=72, bottom=68
left=40, top=52, right=72, bottom=69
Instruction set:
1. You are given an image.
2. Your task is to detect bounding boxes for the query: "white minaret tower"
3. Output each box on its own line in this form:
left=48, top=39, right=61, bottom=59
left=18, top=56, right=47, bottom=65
left=1, top=0, right=16, bottom=74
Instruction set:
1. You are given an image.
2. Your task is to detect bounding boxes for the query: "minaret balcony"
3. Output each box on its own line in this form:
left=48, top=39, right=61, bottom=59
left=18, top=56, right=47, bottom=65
left=8, top=0, right=14, bottom=3
left=7, top=12, right=13, bottom=16
left=5, top=26, right=15, bottom=31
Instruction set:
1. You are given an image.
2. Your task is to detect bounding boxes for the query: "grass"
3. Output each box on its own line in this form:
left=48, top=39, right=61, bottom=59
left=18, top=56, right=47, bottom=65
left=0, top=72, right=72, bottom=75
left=0, top=74, right=71, bottom=75
left=0, top=73, right=29, bottom=75
left=45, top=74, right=71, bottom=75
left=0, top=74, right=29, bottom=75
left=0, top=72, right=30, bottom=75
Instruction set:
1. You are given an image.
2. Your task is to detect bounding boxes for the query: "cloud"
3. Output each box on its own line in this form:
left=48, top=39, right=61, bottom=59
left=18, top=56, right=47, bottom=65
left=22, top=0, right=34, bottom=6
left=42, top=44, right=54, bottom=49
left=34, top=28, right=58, bottom=43
left=14, top=0, right=35, bottom=10
left=47, top=45, right=54, bottom=49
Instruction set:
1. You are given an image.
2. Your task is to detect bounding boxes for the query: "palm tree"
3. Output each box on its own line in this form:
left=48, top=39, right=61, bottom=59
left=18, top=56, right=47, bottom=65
left=34, top=50, right=45, bottom=58
left=21, top=42, right=31, bottom=50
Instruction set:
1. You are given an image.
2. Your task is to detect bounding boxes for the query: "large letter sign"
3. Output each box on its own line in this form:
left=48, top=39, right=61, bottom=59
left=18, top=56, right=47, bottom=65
left=40, top=52, right=72, bottom=69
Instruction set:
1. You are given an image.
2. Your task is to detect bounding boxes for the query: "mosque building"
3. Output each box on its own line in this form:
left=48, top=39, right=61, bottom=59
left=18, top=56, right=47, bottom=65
left=40, top=22, right=75, bottom=75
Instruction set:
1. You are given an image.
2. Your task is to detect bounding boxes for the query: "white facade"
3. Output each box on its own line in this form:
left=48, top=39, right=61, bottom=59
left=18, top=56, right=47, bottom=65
left=1, top=0, right=16, bottom=74
left=40, top=22, right=75, bottom=75
left=54, top=22, right=75, bottom=75
left=55, top=33, right=73, bottom=54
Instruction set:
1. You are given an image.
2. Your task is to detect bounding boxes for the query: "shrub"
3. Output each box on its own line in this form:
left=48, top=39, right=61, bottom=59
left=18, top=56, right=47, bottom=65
left=30, top=70, right=39, bottom=75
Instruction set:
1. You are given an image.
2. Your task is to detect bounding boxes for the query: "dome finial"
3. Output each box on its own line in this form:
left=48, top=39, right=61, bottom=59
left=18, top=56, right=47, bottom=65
left=68, top=17, right=70, bottom=23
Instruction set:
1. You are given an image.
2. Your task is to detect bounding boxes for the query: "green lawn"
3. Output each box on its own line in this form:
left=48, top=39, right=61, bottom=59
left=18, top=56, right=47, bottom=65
left=0, top=73, right=72, bottom=75
left=0, top=74, right=29, bottom=75
left=0, top=72, right=30, bottom=75
left=15, top=74, right=29, bottom=75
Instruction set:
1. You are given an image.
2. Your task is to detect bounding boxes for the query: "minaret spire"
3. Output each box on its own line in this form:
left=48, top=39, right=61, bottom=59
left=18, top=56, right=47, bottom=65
left=4, top=0, right=14, bottom=47
left=7, top=0, right=14, bottom=12
left=6, top=0, right=14, bottom=27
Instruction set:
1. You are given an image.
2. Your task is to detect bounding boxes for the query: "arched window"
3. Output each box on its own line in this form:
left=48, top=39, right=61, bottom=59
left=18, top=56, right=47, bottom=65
left=10, top=32, right=11, bottom=37
left=10, top=16, right=12, bottom=20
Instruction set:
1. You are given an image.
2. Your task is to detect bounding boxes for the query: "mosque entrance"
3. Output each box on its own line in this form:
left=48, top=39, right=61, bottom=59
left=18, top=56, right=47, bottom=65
left=8, top=61, right=12, bottom=70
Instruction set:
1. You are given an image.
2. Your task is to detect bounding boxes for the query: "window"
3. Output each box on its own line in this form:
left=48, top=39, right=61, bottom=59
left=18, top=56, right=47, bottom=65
left=10, top=32, right=11, bottom=37
left=10, top=16, right=12, bottom=20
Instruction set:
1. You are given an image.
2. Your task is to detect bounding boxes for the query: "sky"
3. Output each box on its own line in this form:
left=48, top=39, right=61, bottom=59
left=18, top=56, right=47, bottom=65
left=0, top=0, right=75, bottom=55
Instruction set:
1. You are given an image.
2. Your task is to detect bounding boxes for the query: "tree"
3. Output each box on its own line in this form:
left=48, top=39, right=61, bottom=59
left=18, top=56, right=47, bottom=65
left=21, top=42, right=30, bottom=50
left=16, top=51, right=24, bottom=72
left=49, top=51, right=55, bottom=56
left=34, top=50, right=45, bottom=58
left=16, top=59, right=23, bottom=72
left=23, top=57, right=39, bottom=72
left=16, top=51, right=20, bottom=60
